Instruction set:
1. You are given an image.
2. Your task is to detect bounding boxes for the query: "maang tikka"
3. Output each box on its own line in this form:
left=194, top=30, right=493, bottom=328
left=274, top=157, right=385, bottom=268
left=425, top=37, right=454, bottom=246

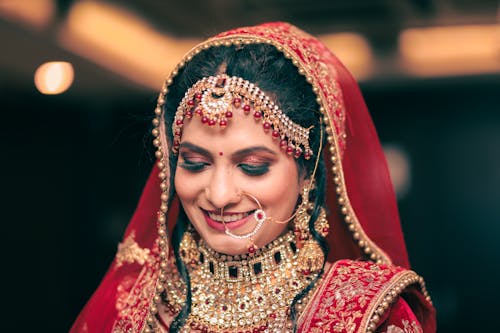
left=171, top=74, right=313, bottom=159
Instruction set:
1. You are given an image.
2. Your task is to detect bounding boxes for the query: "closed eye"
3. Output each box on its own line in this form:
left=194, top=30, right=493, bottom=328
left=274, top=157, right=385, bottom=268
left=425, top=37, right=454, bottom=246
left=178, top=158, right=209, bottom=172
left=238, top=163, right=270, bottom=176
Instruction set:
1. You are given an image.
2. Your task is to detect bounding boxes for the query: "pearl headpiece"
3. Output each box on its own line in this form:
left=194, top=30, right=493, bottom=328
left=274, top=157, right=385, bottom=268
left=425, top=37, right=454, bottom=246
left=172, top=74, right=313, bottom=159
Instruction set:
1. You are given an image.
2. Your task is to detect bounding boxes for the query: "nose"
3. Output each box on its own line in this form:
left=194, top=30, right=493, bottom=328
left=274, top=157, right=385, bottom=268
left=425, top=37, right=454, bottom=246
left=204, top=168, right=240, bottom=209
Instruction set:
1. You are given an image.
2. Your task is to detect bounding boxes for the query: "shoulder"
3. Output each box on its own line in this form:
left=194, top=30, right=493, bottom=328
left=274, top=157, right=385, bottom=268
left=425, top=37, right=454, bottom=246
left=298, top=259, right=435, bottom=333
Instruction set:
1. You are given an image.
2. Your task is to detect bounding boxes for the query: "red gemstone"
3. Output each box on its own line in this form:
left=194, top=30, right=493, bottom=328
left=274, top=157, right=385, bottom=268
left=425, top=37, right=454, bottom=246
left=195, top=108, right=203, bottom=116
left=175, top=119, right=183, bottom=125
left=263, top=122, right=271, bottom=130
left=174, top=130, right=181, bottom=136
left=253, top=328, right=259, bottom=333
left=302, top=269, right=311, bottom=275
left=205, top=299, right=210, bottom=304
left=233, top=97, right=241, bottom=107
left=195, top=93, right=202, bottom=100
left=243, top=104, right=251, bottom=112
left=280, top=140, right=288, bottom=148
left=222, top=305, right=228, bottom=311
left=294, top=148, right=302, bottom=158
left=257, top=212, right=263, bottom=220
left=185, top=111, right=193, bottom=119
left=225, top=111, right=233, bottom=118
left=187, top=100, right=195, bottom=106
left=253, top=111, right=262, bottom=119
left=269, top=313, right=276, bottom=319
left=248, top=245, right=256, bottom=253
left=201, top=116, right=209, bottom=123
left=219, top=120, right=227, bottom=127
left=323, top=227, right=329, bottom=233
left=240, top=303, right=246, bottom=309
left=208, top=119, right=216, bottom=126
left=260, top=325, right=267, bottom=331
left=286, top=146, right=294, bottom=155
left=272, top=130, right=280, bottom=138
left=304, top=152, right=311, bottom=160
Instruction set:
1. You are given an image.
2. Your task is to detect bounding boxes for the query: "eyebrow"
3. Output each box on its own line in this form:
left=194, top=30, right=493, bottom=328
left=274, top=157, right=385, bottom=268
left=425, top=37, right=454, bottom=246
left=232, top=146, right=277, bottom=159
left=179, top=142, right=277, bottom=159
left=178, top=142, right=211, bottom=156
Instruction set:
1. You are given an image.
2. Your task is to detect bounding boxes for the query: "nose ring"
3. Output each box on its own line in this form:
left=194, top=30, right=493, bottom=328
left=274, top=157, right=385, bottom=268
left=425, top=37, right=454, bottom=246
left=220, top=191, right=266, bottom=239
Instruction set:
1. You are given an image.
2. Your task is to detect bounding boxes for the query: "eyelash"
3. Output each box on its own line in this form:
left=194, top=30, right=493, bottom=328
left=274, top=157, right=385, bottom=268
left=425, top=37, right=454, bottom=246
left=238, top=163, right=270, bottom=176
left=179, top=158, right=270, bottom=176
left=178, top=159, right=208, bottom=172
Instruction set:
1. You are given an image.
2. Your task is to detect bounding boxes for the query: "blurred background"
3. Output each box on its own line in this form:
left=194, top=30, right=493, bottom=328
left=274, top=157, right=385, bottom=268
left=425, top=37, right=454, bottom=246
left=1, top=0, right=499, bottom=332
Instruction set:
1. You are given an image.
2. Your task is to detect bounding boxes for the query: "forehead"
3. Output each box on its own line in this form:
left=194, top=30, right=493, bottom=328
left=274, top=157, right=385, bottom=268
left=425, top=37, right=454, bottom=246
left=179, top=107, right=278, bottom=152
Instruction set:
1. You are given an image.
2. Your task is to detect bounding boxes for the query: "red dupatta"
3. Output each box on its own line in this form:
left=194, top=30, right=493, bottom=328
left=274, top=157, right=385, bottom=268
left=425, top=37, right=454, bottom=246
left=71, top=22, right=434, bottom=333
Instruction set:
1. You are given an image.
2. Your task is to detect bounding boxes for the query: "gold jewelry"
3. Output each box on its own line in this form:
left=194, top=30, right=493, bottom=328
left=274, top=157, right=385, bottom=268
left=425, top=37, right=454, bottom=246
left=221, top=191, right=267, bottom=254
left=178, top=225, right=199, bottom=267
left=293, top=183, right=329, bottom=275
left=162, top=231, right=321, bottom=332
left=172, top=74, right=313, bottom=159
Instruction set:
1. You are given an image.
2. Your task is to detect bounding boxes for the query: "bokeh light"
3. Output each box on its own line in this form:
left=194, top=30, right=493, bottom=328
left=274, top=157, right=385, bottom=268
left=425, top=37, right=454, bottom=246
left=34, top=61, right=74, bottom=94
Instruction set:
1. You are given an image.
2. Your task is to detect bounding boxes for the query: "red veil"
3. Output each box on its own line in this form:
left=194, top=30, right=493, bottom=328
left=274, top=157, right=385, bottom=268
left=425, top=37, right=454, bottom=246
left=71, top=22, right=434, bottom=332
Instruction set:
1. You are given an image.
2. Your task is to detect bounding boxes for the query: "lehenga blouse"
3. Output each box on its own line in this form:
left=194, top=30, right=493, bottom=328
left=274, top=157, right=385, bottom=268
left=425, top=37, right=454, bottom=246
left=70, top=22, right=436, bottom=333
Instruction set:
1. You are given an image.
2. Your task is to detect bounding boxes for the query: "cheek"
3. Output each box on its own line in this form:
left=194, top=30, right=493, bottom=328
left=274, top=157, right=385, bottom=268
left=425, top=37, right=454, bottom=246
left=174, top=169, right=198, bottom=203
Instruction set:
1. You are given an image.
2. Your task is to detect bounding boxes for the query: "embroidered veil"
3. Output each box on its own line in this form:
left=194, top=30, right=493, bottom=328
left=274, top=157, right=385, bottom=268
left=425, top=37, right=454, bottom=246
left=71, top=22, right=435, bottom=333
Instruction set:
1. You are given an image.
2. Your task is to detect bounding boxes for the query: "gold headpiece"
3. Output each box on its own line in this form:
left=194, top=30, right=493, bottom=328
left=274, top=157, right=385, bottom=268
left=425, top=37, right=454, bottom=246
left=172, top=74, right=313, bottom=159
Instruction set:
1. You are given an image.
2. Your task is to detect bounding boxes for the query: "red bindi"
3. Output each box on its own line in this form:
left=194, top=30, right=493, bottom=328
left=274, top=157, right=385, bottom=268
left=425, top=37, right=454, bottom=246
left=219, top=152, right=223, bottom=156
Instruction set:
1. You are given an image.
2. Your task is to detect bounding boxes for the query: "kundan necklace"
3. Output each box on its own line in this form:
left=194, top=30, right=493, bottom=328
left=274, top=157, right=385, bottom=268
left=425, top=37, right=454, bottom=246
left=161, top=231, right=322, bottom=332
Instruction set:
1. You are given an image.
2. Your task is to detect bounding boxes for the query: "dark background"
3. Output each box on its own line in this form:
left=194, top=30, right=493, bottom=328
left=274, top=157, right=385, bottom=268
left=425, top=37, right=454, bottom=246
left=1, top=1, right=499, bottom=332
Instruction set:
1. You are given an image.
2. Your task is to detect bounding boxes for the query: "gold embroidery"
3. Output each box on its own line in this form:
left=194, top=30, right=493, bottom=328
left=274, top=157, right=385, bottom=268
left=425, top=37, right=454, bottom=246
left=298, top=260, right=429, bottom=333
left=116, top=232, right=151, bottom=268
left=383, top=320, right=423, bottom=333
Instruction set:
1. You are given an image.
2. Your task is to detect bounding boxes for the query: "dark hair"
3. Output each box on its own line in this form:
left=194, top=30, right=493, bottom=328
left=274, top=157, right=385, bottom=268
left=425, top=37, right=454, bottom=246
left=163, top=44, right=328, bottom=332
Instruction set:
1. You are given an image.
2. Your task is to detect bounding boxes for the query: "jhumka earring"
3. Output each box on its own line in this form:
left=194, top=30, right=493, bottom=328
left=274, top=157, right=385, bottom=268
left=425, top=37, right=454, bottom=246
left=294, top=182, right=329, bottom=275
left=179, top=224, right=199, bottom=267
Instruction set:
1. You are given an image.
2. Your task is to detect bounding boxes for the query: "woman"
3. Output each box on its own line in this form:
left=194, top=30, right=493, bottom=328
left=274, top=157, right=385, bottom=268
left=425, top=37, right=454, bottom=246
left=71, top=22, right=436, bottom=333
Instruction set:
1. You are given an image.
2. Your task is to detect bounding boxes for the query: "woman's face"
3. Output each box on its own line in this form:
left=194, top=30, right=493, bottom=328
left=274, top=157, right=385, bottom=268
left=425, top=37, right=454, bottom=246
left=174, top=106, right=304, bottom=255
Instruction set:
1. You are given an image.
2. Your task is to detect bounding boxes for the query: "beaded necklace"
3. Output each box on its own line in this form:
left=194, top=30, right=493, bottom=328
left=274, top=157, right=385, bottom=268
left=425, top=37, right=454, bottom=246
left=162, top=231, right=322, bottom=332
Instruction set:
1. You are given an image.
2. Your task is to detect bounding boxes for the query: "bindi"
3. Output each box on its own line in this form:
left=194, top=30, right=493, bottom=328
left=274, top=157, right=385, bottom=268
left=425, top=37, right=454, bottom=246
left=219, top=152, right=223, bottom=156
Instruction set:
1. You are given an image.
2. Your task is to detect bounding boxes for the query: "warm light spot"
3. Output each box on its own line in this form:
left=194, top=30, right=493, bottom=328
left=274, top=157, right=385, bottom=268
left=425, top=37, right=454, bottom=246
left=0, top=0, right=55, bottom=30
left=58, top=0, right=197, bottom=90
left=399, top=24, right=500, bottom=77
left=34, top=62, right=74, bottom=94
left=383, top=145, right=411, bottom=199
left=319, top=32, right=374, bottom=80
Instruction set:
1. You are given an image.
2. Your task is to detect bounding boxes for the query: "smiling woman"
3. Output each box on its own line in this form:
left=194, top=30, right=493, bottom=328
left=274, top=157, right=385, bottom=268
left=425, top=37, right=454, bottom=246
left=71, top=22, right=436, bottom=333
left=175, top=106, right=302, bottom=255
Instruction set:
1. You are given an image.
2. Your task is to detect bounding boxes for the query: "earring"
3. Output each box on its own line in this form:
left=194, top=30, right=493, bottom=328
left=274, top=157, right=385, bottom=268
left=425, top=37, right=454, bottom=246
left=179, top=224, right=199, bottom=267
left=293, top=183, right=329, bottom=275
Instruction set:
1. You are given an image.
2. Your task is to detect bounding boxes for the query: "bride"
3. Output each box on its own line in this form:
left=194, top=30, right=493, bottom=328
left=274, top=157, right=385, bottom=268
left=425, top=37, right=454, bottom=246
left=71, top=22, right=436, bottom=333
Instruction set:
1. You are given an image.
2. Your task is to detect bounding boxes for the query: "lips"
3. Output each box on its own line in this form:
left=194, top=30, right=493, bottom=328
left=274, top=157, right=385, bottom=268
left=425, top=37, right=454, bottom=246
left=202, top=209, right=254, bottom=232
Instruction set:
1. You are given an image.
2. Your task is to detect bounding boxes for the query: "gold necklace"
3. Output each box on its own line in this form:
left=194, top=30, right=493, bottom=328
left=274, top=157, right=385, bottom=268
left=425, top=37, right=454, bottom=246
left=162, top=231, right=321, bottom=332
